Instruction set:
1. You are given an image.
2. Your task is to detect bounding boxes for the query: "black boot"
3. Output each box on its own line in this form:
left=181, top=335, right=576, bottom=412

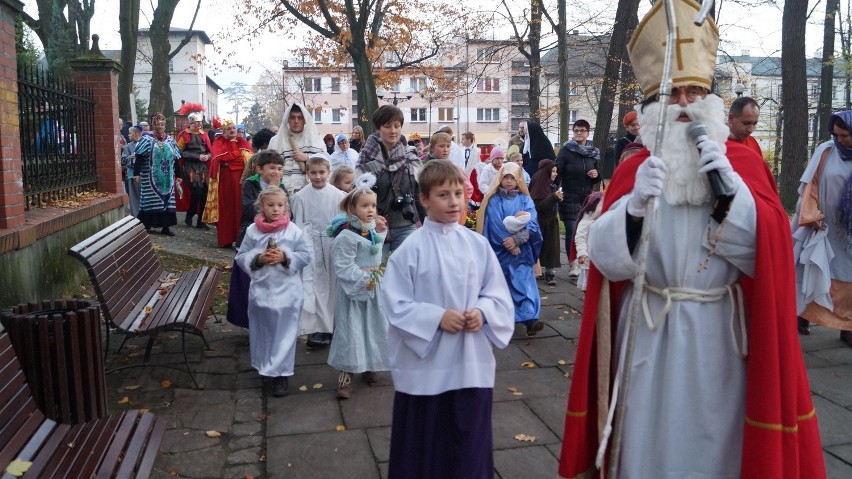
left=184, top=213, right=194, bottom=226
left=797, top=317, right=811, bottom=335
left=161, top=227, right=175, bottom=236
left=196, top=217, right=210, bottom=230
left=272, top=376, right=289, bottom=397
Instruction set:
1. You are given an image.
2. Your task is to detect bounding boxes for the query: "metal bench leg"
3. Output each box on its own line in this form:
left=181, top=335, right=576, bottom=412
left=211, top=307, right=222, bottom=324
left=116, top=334, right=133, bottom=354
left=182, top=329, right=202, bottom=389
left=143, top=334, right=156, bottom=362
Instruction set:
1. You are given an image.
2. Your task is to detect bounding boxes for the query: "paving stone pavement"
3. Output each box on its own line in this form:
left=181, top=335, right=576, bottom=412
left=99, top=212, right=852, bottom=478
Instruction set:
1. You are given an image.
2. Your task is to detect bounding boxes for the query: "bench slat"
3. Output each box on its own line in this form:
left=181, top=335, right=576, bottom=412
left=133, top=415, right=167, bottom=479
left=114, top=411, right=157, bottom=479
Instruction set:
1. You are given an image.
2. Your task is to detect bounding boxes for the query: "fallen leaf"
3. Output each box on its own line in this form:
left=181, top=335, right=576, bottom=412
left=298, top=385, right=308, bottom=392
left=117, top=396, right=129, bottom=404
left=554, top=305, right=565, bottom=309
left=312, top=383, right=323, bottom=389
left=182, top=431, right=189, bottom=436
left=139, top=408, right=150, bottom=414
left=514, top=433, right=536, bottom=442
left=512, top=391, right=524, bottom=396
left=564, top=372, right=571, bottom=378
left=541, top=296, right=549, bottom=300
left=170, top=472, right=178, bottom=477
left=161, top=379, right=172, bottom=389
left=124, top=384, right=141, bottom=390
left=205, top=430, right=222, bottom=438
left=258, top=414, right=267, bottom=421
left=130, top=401, right=140, bottom=407
left=558, top=316, right=566, bottom=320
left=245, top=474, right=254, bottom=479
left=557, top=360, right=567, bottom=365
left=506, top=386, right=518, bottom=393
left=67, top=442, right=74, bottom=448
left=128, top=352, right=141, bottom=358
left=144, top=306, right=153, bottom=314
left=167, top=334, right=178, bottom=339
left=521, top=361, right=536, bottom=368
left=336, top=425, right=346, bottom=431
left=6, top=459, right=33, bottom=476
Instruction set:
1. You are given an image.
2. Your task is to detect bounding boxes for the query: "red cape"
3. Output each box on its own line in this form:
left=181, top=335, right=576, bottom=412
left=559, top=142, right=825, bottom=478
left=209, top=135, right=252, bottom=180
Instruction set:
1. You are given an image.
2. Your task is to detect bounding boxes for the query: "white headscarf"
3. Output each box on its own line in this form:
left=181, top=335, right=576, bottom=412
left=268, top=103, right=326, bottom=194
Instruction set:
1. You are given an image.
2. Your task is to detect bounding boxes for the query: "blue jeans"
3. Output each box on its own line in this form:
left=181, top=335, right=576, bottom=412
left=384, top=224, right=416, bottom=254
left=563, top=218, right=576, bottom=259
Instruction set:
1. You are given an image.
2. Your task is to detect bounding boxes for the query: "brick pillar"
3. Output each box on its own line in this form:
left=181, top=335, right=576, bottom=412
left=0, top=0, right=24, bottom=230
left=69, top=36, right=123, bottom=195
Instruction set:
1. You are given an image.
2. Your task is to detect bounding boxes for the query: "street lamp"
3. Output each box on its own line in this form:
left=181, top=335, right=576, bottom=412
left=734, top=81, right=745, bottom=97
left=377, top=88, right=413, bottom=105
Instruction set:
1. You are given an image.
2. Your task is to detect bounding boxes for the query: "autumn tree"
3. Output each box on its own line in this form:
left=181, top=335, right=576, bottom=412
left=503, top=0, right=545, bottom=120
left=147, top=0, right=201, bottom=117
left=22, top=0, right=95, bottom=75
left=780, top=0, right=809, bottom=209
left=118, top=0, right=141, bottom=122
left=238, top=0, right=467, bottom=134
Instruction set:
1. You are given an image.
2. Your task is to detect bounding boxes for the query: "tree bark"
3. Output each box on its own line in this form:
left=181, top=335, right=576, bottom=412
left=527, top=0, right=542, bottom=120
left=22, top=1, right=94, bottom=76
left=780, top=0, right=810, bottom=210
left=557, top=0, right=568, bottom=140
left=592, top=0, right=641, bottom=153
left=816, top=0, right=840, bottom=147
left=118, top=0, right=140, bottom=122
left=148, top=0, right=180, bottom=117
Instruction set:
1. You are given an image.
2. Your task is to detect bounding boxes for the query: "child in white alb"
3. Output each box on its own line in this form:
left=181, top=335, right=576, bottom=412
left=235, top=186, right=313, bottom=397
left=326, top=173, right=390, bottom=399
left=572, top=192, right=603, bottom=292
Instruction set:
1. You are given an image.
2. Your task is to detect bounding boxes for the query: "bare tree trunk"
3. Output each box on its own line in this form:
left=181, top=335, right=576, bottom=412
left=593, top=0, right=641, bottom=152
left=557, top=0, right=569, bottom=140
left=615, top=10, right=641, bottom=138
left=118, top=0, right=140, bottom=122
left=816, top=0, right=840, bottom=146
left=780, top=0, right=810, bottom=210
left=528, top=0, right=542, bottom=120
left=352, top=51, right=379, bottom=135
left=148, top=0, right=180, bottom=117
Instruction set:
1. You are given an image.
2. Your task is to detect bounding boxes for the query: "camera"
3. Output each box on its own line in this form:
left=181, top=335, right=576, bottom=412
left=394, top=193, right=417, bottom=221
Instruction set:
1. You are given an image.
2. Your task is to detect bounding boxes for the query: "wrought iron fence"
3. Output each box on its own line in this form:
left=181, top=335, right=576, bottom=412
left=18, top=66, right=97, bottom=209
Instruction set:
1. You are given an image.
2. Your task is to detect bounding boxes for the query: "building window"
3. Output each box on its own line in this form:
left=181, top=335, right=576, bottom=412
left=569, top=82, right=578, bottom=95
left=477, top=78, right=500, bottom=92
left=477, top=108, right=500, bottom=122
left=331, top=77, right=341, bottom=92
left=476, top=47, right=497, bottom=62
left=168, top=60, right=174, bottom=72
left=810, top=83, right=819, bottom=98
left=512, top=89, right=527, bottom=102
left=512, top=60, right=528, bottom=69
left=410, top=108, right=427, bottom=122
left=511, top=105, right=530, bottom=116
left=512, top=75, right=530, bottom=85
left=305, top=77, right=321, bottom=92
left=569, top=110, right=578, bottom=123
left=314, top=109, right=322, bottom=123
left=410, top=77, right=427, bottom=92
left=438, top=107, right=454, bottom=122
left=332, top=109, right=342, bottom=123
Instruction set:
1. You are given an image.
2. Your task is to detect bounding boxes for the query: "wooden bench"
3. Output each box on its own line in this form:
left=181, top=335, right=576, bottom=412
left=0, top=323, right=166, bottom=478
left=68, top=216, right=221, bottom=388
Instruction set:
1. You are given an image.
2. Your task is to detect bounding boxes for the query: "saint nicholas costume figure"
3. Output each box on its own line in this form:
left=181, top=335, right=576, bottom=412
left=558, top=1, right=825, bottom=478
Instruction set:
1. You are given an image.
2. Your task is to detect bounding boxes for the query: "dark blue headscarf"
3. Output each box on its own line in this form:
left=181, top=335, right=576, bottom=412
left=829, top=110, right=852, bottom=245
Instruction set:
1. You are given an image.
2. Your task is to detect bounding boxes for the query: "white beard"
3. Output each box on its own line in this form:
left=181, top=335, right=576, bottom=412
left=636, top=94, right=730, bottom=206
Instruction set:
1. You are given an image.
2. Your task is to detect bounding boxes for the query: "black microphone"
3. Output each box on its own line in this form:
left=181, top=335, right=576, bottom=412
left=686, top=122, right=733, bottom=198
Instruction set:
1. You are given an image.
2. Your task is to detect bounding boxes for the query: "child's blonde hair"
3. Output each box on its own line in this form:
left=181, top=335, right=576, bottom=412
left=340, top=187, right=377, bottom=216
left=306, top=155, right=331, bottom=172
left=254, top=186, right=289, bottom=216
left=429, top=132, right=452, bottom=150
left=331, top=165, right=355, bottom=190
left=508, top=151, right=522, bottom=163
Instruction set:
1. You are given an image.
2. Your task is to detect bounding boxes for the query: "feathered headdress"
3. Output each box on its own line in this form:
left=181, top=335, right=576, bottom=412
left=354, top=172, right=377, bottom=191
left=177, top=102, right=205, bottom=116
left=211, top=117, right=222, bottom=129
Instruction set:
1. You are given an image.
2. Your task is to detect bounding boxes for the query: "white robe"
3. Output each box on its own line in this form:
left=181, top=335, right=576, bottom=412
left=589, top=180, right=757, bottom=479
left=448, top=141, right=466, bottom=170
left=478, top=163, right=499, bottom=194
left=379, top=218, right=515, bottom=395
left=236, top=223, right=312, bottom=377
left=290, top=183, right=346, bottom=335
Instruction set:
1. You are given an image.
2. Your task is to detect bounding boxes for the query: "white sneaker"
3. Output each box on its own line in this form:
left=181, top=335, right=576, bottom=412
left=569, top=263, right=581, bottom=277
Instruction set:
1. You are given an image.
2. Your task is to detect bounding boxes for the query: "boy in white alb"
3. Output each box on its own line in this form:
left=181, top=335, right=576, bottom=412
left=380, top=160, right=514, bottom=478
left=290, top=155, right=346, bottom=348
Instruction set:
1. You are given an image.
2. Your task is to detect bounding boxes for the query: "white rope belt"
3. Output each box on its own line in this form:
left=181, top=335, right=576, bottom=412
left=595, top=281, right=748, bottom=469
left=642, top=283, right=748, bottom=358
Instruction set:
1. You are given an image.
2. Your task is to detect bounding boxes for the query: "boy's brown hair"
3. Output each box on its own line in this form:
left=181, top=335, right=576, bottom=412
left=418, top=159, right=466, bottom=197
left=461, top=131, right=475, bottom=142
left=306, top=155, right=331, bottom=172
left=428, top=132, right=452, bottom=150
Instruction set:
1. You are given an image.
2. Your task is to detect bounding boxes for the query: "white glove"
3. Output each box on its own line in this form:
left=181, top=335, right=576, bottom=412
left=696, top=140, right=738, bottom=195
left=627, top=155, right=667, bottom=217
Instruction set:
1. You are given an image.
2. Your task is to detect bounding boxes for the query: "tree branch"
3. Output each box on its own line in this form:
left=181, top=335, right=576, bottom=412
left=278, top=0, right=337, bottom=39
left=368, top=0, right=385, bottom=50
left=316, top=0, right=342, bottom=36
left=168, top=0, right=201, bottom=59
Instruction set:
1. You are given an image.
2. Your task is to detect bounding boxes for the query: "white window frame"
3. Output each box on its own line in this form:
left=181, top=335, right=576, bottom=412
left=410, top=108, right=427, bottom=123
left=314, top=109, right=322, bottom=123
left=410, top=77, right=427, bottom=93
left=305, top=77, right=322, bottom=92
left=331, top=77, right=341, bottom=93
left=332, top=108, right=342, bottom=123
left=477, top=77, right=500, bottom=93
left=438, top=107, right=454, bottom=122
left=477, top=108, right=500, bottom=122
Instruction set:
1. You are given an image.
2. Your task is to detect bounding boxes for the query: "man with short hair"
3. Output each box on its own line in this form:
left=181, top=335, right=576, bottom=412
left=728, top=96, right=762, bottom=157
left=509, top=121, right=527, bottom=149
left=559, top=1, right=824, bottom=477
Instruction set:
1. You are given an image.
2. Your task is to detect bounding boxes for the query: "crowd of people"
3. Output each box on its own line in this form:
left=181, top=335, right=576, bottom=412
left=115, top=1, right=842, bottom=474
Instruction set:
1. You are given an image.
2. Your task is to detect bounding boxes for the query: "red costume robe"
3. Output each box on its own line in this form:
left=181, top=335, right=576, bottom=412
left=207, top=135, right=252, bottom=247
left=728, top=134, right=763, bottom=159
left=559, top=142, right=825, bottom=478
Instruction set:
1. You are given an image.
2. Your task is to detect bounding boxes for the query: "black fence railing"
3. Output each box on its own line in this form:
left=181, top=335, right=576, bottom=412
left=18, top=66, right=97, bottom=210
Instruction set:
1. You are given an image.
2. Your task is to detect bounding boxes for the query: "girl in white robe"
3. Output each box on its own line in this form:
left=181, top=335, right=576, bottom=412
left=236, top=186, right=312, bottom=397
left=327, top=177, right=390, bottom=399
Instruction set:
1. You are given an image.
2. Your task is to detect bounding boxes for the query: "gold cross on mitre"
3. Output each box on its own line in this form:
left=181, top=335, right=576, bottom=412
left=627, top=0, right=719, bottom=99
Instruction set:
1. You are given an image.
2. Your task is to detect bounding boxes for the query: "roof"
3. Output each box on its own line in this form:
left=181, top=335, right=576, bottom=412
left=138, top=28, right=211, bottom=45
left=206, top=76, right=222, bottom=91
left=541, top=34, right=610, bottom=77
left=718, top=55, right=844, bottom=78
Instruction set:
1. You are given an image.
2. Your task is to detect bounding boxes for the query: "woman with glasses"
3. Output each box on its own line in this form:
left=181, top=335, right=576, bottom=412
left=556, top=119, right=601, bottom=276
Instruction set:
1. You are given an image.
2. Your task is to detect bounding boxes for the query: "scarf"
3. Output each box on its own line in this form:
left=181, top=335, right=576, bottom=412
left=326, top=212, right=383, bottom=254
left=529, top=159, right=556, bottom=201
left=499, top=187, right=519, bottom=199
left=829, top=110, right=852, bottom=244
left=358, top=132, right=422, bottom=176
left=564, top=139, right=600, bottom=160
left=254, top=213, right=290, bottom=234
